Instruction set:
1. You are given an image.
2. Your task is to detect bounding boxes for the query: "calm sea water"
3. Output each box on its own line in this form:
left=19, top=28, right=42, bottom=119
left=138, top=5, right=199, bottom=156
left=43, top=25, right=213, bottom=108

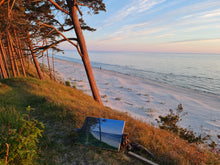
left=53, top=50, right=220, bottom=96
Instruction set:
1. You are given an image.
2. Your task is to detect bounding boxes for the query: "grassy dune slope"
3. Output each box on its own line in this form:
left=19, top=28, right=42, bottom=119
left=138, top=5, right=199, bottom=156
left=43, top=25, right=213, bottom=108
left=0, top=76, right=219, bottom=164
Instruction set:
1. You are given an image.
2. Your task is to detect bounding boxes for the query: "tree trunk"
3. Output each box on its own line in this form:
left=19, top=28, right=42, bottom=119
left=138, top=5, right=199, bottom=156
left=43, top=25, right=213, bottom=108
left=17, top=37, right=26, bottom=65
left=8, top=31, right=20, bottom=76
left=45, top=39, right=53, bottom=80
left=0, top=49, right=8, bottom=78
left=0, top=38, right=9, bottom=78
left=14, top=31, right=26, bottom=77
left=27, top=32, right=44, bottom=80
left=52, top=51, right=55, bottom=81
left=66, top=0, right=103, bottom=105
left=0, top=38, right=10, bottom=77
left=7, top=32, right=16, bottom=77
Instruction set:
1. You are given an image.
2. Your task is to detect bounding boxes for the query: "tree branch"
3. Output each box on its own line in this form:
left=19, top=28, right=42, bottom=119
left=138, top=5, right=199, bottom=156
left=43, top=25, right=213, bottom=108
left=48, top=0, right=69, bottom=15
left=76, top=4, right=83, bottom=16
left=35, top=38, right=77, bottom=52
left=37, top=22, right=83, bottom=56
left=0, top=0, right=5, bottom=6
left=77, top=3, right=89, bottom=7
left=38, top=22, right=77, bottom=47
left=53, top=19, right=74, bottom=32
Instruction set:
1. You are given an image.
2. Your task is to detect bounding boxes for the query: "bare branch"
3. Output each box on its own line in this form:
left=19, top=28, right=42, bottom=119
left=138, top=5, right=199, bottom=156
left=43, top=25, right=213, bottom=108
left=76, top=44, right=83, bottom=57
left=77, top=1, right=97, bottom=8
left=48, top=0, right=69, bottom=15
left=0, top=0, right=5, bottom=6
left=29, top=25, right=44, bottom=40
left=63, top=26, right=74, bottom=32
left=38, top=22, right=77, bottom=47
left=77, top=3, right=89, bottom=7
left=37, top=22, right=83, bottom=56
left=53, top=19, right=74, bottom=32
left=34, top=39, right=64, bottom=54
left=8, top=0, right=16, bottom=19
left=35, top=38, right=77, bottom=52
left=76, top=4, right=83, bottom=16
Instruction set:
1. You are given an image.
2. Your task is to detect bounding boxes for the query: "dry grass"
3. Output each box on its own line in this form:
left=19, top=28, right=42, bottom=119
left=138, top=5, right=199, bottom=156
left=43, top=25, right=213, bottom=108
left=0, top=68, right=219, bottom=164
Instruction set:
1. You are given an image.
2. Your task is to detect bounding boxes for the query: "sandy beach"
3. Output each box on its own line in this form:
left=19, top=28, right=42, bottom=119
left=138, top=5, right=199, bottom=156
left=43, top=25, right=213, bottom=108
left=48, top=57, right=220, bottom=148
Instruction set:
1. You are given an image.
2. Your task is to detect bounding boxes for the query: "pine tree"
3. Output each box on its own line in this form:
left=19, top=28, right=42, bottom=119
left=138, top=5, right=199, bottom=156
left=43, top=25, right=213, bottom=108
left=47, top=0, right=105, bottom=105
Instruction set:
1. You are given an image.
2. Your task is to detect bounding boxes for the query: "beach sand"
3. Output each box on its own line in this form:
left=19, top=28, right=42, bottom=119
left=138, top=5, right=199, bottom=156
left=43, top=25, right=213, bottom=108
left=46, top=58, right=220, bottom=148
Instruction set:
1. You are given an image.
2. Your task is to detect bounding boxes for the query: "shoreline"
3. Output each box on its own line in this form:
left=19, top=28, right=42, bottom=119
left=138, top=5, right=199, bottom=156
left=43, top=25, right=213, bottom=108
left=54, top=53, right=220, bottom=97
left=44, top=57, right=220, bottom=147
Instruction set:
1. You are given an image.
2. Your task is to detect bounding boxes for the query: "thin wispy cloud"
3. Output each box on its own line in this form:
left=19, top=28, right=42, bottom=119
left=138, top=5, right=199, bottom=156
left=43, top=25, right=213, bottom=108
left=84, top=0, right=220, bottom=53
left=200, top=9, right=220, bottom=18
left=156, top=33, right=175, bottom=38
left=182, top=9, right=220, bottom=20
left=105, top=0, right=166, bottom=26
left=103, top=0, right=220, bottom=39
left=169, top=38, right=220, bottom=44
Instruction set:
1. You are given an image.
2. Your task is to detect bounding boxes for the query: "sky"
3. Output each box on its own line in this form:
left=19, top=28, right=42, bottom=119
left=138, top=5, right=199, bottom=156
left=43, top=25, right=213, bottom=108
left=61, top=0, right=220, bottom=54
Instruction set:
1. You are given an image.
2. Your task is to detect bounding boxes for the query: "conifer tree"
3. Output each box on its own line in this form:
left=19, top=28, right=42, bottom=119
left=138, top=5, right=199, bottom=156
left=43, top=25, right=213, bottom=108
left=0, top=0, right=105, bottom=104
left=47, top=0, right=105, bottom=105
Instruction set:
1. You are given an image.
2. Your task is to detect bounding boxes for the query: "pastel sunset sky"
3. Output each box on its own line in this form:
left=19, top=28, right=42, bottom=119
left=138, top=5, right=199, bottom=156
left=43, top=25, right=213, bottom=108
left=61, top=0, right=220, bottom=54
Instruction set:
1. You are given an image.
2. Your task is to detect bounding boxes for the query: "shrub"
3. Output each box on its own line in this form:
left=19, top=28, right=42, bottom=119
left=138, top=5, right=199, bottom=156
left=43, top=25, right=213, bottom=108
left=65, top=81, right=71, bottom=87
left=156, top=104, right=204, bottom=144
left=0, top=106, right=44, bottom=164
left=115, top=97, right=121, bottom=101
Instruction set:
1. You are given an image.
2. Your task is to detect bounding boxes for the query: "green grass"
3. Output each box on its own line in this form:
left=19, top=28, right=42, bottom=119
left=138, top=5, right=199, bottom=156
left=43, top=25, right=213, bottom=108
left=0, top=76, right=219, bottom=164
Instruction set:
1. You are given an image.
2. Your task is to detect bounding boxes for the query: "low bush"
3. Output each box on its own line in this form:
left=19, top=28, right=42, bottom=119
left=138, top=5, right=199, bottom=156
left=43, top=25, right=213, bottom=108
left=0, top=106, right=44, bottom=164
left=156, top=104, right=205, bottom=144
left=65, top=81, right=71, bottom=87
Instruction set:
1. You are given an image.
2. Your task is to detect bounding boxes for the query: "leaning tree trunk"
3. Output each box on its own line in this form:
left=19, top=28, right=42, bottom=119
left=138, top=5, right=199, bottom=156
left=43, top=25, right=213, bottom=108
left=0, top=48, right=8, bottom=79
left=0, top=38, right=10, bottom=77
left=0, top=38, right=8, bottom=78
left=14, top=30, right=26, bottom=77
left=66, top=0, right=103, bottom=105
left=8, top=31, right=20, bottom=77
left=7, top=31, right=16, bottom=77
left=27, top=32, right=44, bottom=80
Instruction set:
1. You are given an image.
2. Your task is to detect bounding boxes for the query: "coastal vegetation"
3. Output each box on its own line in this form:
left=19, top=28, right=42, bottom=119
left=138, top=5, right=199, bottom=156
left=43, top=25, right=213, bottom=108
left=157, top=104, right=206, bottom=144
left=0, top=106, right=44, bottom=164
left=0, top=0, right=104, bottom=104
left=0, top=66, right=219, bottom=164
left=0, top=0, right=219, bottom=164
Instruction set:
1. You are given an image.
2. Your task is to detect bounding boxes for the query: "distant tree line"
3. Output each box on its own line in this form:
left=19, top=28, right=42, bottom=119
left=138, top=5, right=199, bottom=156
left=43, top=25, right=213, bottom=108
left=0, top=0, right=105, bottom=105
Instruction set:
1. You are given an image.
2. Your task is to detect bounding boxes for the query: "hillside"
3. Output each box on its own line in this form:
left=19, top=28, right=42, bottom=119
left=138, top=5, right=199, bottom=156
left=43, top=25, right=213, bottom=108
left=0, top=76, right=219, bottom=164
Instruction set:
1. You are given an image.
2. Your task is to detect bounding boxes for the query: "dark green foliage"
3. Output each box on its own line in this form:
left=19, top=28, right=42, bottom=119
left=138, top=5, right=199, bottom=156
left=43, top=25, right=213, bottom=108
left=157, top=109, right=180, bottom=133
left=65, top=81, right=71, bottom=87
left=79, top=0, right=106, bottom=14
left=209, top=141, right=216, bottom=149
left=156, top=104, right=203, bottom=144
left=0, top=106, right=44, bottom=164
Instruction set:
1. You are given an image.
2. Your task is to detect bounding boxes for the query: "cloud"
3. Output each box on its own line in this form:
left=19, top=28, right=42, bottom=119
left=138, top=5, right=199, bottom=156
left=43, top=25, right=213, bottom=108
left=88, top=0, right=220, bottom=53
left=181, top=9, right=220, bottom=21
left=117, top=22, right=150, bottom=32
left=200, top=9, right=220, bottom=18
left=156, top=33, right=175, bottom=38
left=169, top=38, right=220, bottom=44
left=97, top=23, right=166, bottom=46
left=105, top=0, right=166, bottom=26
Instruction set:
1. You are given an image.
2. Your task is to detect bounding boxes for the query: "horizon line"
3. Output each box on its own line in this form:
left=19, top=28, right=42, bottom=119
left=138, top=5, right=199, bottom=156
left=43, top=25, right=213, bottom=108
left=60, top=48, right=220, bottom=55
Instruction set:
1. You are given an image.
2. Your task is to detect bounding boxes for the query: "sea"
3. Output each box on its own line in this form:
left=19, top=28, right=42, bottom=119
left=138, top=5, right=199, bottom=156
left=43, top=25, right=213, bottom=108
left=53, top=50, right=220, bottom=96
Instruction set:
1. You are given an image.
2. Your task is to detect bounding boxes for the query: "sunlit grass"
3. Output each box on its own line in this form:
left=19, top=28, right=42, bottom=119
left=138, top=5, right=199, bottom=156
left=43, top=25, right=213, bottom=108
left=0, top=70, right=219, bottom=164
